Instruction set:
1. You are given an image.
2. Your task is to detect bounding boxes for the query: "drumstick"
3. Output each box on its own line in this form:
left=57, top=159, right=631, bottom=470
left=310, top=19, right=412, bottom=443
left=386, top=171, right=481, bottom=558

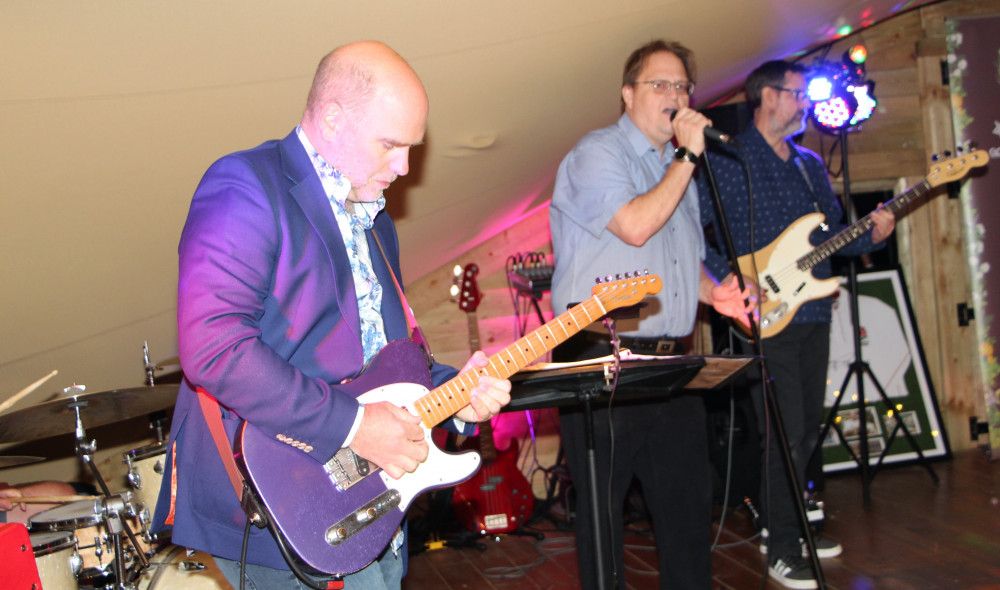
left=6, top=495, right=93, bottom=504
left=0, top=370, right=58, bottom=414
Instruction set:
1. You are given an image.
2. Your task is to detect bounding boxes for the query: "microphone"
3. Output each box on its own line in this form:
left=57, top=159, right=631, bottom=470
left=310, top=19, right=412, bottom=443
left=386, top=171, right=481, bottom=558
left=670, top=110, right=734, bottom=144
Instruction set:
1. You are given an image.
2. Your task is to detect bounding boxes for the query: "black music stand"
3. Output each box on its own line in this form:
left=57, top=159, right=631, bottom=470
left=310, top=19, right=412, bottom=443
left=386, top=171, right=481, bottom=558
left=508, top=353, right=758, bottom=590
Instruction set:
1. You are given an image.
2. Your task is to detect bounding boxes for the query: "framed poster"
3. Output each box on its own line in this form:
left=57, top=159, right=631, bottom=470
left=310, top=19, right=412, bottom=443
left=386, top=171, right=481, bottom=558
left=820, top=269, right=951, bottom=472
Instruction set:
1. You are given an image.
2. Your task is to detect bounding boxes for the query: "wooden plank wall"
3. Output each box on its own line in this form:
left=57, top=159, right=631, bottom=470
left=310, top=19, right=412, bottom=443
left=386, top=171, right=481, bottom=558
left=405, top=0, right=1000, bottom=459
left=797, top=0, right=1000, bottom=452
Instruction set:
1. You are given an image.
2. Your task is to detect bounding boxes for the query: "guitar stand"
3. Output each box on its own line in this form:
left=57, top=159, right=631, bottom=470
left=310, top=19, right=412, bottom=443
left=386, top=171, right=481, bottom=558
left=816, top=130, right=938, bottom=508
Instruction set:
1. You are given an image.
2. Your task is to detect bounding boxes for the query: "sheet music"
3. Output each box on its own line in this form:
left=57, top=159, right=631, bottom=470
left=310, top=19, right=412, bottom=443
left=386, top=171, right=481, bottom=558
left=521, top=349, right=676, bottom=371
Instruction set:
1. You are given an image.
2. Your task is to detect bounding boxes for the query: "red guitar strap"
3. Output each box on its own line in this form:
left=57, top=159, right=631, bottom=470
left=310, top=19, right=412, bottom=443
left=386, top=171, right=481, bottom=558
left=196, top=387, right=245, bottom=502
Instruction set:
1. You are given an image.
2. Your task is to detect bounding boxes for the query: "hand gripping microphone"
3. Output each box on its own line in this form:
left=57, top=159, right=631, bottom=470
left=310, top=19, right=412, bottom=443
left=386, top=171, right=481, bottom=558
left=670, top=110, right=734, bottom=144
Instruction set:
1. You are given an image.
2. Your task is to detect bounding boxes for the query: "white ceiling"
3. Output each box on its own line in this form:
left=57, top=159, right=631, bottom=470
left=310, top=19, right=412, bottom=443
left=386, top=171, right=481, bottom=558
left=0, top=0, right=937, bottom=401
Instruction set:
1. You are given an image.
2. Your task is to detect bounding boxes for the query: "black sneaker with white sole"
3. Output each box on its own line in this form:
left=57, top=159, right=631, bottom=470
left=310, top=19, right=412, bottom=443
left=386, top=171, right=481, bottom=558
left=760, top=529, right=843, bottom=558
left=768, top=555, right=818, bottom=590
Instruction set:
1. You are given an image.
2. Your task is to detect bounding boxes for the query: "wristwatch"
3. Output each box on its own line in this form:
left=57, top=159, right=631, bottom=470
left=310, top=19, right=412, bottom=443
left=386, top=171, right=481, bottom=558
left=674, top=146, right=700, bottom=165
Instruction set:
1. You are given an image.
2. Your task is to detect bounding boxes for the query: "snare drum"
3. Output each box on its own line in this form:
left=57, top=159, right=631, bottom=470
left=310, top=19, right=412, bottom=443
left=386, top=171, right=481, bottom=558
left=29, top=497, right=151, bottom=570
left=31, top=531, right=81, bottom=590
left=137, top=544, right=232, bottom=589
left=124, top=441, right=168, bottom=516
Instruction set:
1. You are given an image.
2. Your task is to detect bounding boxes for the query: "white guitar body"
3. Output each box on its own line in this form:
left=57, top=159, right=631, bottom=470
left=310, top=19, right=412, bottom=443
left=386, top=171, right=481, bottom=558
left=736, top=212, right=841, bottom=338
left=359, top=383, right=482, bottom=505
left=729, top=149, right=989, bottom=339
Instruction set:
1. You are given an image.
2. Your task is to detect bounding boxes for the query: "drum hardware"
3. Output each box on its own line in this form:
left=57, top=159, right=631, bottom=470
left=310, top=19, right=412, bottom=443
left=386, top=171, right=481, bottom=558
left=30, top=495, right=155, bottom=581
left=135, top=545, right=230, bottom=590
left=143, top=342, right=172, bottom=443
left=70, top=397, right=151, bottom=587
left=123, top=441, right=167, bottom=523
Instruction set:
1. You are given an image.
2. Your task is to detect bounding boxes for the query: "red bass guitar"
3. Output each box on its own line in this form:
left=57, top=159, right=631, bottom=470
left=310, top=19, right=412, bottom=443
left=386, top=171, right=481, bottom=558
left=449, top=263, right=534, bottom=534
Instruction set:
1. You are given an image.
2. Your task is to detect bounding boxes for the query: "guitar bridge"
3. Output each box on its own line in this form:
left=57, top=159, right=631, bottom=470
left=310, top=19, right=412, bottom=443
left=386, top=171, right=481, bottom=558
left=325, top=489, right=401, bottom=546
left=324, top=448, right=374, bottom=491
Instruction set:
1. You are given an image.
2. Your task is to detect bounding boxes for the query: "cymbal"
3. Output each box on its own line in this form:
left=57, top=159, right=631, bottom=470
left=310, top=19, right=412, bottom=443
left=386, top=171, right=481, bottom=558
left=0, top=384, right=180, bottom=444
left=0, top=455, right=45, bottom=469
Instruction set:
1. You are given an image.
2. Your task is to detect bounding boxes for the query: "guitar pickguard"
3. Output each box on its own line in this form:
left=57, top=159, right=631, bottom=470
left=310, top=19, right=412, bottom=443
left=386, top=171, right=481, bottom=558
left=737, top=212, right=841, bottom=338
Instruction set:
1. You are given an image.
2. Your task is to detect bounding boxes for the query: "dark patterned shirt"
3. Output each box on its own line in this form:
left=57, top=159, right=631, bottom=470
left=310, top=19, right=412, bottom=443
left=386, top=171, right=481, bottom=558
left=698, top=124, right=882, bottom=325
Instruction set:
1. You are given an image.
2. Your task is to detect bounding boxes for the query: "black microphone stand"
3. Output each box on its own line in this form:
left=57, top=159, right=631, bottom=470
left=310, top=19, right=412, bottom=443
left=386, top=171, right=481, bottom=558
left=701, top=147, right=826, bottom=589
left=816, top=129, right=938, bottom=508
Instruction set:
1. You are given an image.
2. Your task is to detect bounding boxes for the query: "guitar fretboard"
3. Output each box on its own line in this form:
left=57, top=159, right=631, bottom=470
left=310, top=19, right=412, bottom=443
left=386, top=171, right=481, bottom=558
left=798, top=180, right=931, bottom=271
left=412, top=291, right=613, bottom=427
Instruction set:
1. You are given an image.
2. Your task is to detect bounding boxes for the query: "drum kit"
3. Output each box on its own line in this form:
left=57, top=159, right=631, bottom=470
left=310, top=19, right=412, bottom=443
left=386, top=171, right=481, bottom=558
left=0, top=346, right=230, bottom=590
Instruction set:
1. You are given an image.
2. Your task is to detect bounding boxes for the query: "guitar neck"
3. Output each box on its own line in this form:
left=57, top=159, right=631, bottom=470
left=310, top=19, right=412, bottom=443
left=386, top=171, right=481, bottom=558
left=412, top=293, right=608, bottom=427
left=799, top=179, right=932, bottom=270
left=466, top=311, right=481, bottom=353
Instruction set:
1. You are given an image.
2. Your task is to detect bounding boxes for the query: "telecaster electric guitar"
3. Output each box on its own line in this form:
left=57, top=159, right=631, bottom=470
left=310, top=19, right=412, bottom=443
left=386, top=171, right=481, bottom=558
left=739, top=150, right=987, bottom=338
left=235, top=272, right=661, bottom=575
left=448, top=263, right=535, bottom=535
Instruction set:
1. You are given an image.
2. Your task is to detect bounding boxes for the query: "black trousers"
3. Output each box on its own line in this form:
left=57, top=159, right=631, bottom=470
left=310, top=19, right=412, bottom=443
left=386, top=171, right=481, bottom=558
left=740, top=322, right=830, bottom=559
left=555, top=333, right=712, bottom=590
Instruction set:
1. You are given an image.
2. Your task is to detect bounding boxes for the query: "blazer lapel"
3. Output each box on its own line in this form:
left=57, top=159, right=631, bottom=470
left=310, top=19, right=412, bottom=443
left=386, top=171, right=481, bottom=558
left=279, top=132, right=362, bottom=348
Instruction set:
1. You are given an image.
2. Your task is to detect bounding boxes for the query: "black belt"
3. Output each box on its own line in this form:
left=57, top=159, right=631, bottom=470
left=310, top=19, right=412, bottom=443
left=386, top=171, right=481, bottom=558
left=579, top=331, right=686, bottom=355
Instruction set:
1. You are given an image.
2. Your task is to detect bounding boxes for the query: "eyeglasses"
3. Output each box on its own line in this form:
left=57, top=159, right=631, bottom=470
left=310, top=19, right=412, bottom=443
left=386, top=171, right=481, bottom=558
left=635, top=79, right=696, bottom=96
left=768, top=85, right=811, bottom=102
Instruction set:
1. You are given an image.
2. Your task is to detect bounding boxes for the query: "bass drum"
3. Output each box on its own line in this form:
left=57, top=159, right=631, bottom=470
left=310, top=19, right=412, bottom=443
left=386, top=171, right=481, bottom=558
left=136, top=544, right=233, bottom=589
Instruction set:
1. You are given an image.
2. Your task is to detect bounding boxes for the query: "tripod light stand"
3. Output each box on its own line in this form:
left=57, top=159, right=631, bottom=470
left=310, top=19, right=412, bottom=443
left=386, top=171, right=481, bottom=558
left=816, top=129, right=939, bottom=509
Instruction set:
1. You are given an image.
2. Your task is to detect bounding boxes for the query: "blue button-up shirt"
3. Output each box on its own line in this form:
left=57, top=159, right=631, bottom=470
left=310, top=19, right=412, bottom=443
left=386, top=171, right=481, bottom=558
left=550, top=113, right=705, bottom=338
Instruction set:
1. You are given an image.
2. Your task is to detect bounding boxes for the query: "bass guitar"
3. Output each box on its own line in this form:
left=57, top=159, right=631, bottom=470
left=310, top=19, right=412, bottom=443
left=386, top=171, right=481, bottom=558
left=235, top=272, right=662, bottom=575
left=738, top=150, right=987, bottom=338
left=449, top=263, right=535, bottom=535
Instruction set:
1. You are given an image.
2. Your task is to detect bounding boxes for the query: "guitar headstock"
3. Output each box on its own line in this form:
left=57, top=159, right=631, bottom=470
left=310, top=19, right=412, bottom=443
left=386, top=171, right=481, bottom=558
left=450, top=263, right=482, bottom=313
left=926, top=148, right=988, bottom=188
left=591, top=272, right=662, bottom=311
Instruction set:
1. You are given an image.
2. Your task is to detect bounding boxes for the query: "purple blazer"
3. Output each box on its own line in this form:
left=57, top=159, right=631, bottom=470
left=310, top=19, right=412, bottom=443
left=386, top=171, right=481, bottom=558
left=152, top=131, right=460, bottom=569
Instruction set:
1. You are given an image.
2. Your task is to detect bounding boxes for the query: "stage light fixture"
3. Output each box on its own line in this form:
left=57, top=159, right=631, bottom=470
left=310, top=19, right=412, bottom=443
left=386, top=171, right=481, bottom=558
left=807, top=44, right=876, bottom=134
left=846, top=45, right=867, bottom=64
left=848, top=81, right=877, bottom=125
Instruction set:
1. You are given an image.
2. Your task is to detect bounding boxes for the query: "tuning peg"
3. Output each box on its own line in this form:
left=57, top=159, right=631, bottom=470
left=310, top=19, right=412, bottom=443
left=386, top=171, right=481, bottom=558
left=931, top=153, right=939, bottom=161
left=944, top=150, right=952, bottom=157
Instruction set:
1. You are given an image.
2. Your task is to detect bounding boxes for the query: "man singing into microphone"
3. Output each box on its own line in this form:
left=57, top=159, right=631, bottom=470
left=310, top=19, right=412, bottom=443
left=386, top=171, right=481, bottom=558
left=549, top=39, right=753, bottom=589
